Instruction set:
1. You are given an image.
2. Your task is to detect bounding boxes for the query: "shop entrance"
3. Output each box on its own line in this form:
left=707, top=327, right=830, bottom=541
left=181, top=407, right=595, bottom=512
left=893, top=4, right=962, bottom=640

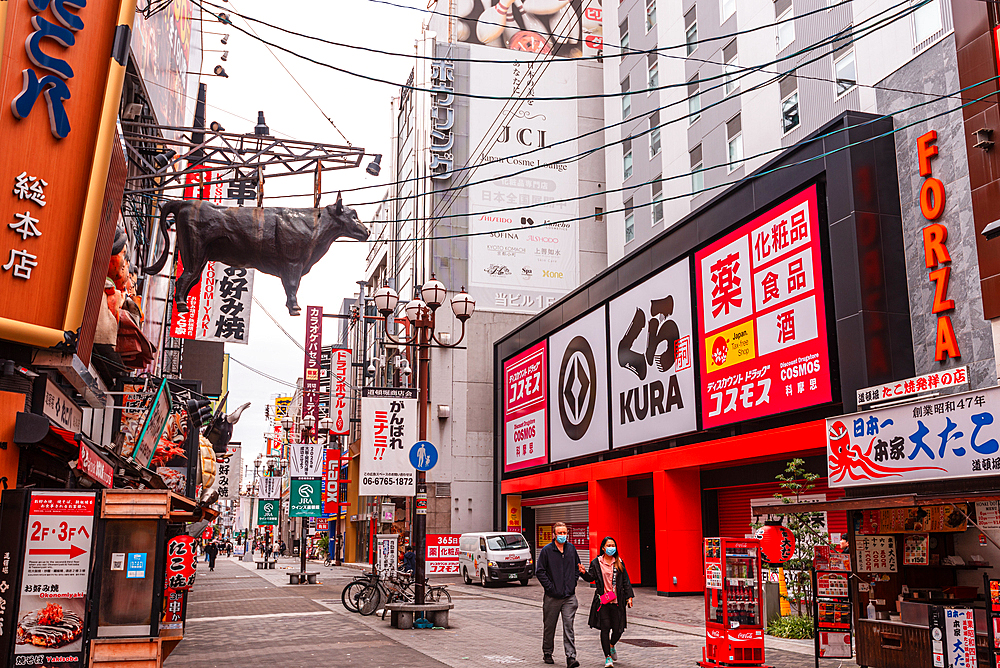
left=638, top=495, right=656, bottom=587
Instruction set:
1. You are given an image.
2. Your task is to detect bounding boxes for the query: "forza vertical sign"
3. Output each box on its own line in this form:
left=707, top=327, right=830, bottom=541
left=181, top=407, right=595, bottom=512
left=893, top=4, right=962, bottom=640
left=504, top=341, right=548, bottom=471
left=609, top=257, right=697, bottom=447
left=695, top=185, right=831, bottom=428
left=360, top=387, right=417, bottom=496
left=548, top=309, right=609, bottom=462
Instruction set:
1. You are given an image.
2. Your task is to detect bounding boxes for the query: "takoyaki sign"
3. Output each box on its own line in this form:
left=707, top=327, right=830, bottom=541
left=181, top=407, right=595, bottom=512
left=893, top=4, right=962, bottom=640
left=827, top=386, right=1000, bottom=487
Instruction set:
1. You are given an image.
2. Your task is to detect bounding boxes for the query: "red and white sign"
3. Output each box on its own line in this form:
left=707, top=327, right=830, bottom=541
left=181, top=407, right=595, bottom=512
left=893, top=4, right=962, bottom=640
left=77, top=441, right=113, bottom=488
left=330, top=348, right=351, bottom=435
left=164, top=534, right=196, bottom=592
left=426, top=534, right=461, bottom=574
left=504, top=341, right=548, bottom=472
left=696, top=185, right=832, bottom=428
left=856, top=367, right=967, bottom=406
left=169, top=257, right=254, bottom=344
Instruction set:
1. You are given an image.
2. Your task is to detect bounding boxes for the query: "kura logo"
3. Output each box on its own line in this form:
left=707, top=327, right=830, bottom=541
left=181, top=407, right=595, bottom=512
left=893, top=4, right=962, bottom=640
left=616, top=295, right=683, bottom=423
left=558, top=336, right=597, bottom=440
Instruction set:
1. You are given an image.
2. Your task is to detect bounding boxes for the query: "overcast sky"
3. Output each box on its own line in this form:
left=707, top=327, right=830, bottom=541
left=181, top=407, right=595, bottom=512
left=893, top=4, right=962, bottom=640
left=197, top=0, right=426, bottom=486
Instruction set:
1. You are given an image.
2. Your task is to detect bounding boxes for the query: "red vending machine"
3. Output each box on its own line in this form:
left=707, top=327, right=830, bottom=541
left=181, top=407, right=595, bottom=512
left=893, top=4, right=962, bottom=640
left=700, top=537, right=769, bottom=668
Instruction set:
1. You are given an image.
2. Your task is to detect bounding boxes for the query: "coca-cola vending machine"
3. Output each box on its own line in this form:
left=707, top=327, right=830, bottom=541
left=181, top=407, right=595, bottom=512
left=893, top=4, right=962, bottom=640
left=700, top=537, right=768, bottom=668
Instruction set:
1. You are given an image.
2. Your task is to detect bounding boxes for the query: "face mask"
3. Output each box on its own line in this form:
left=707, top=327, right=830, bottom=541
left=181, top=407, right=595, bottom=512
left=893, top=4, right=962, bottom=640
left=555, top=535, right=568, bottom=544
left=605, top=547, right=616, bottom=556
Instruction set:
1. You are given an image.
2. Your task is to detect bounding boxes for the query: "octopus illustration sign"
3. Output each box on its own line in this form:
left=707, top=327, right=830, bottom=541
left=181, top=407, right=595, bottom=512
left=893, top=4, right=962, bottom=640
left=827, top=386, right=1000, bottom=487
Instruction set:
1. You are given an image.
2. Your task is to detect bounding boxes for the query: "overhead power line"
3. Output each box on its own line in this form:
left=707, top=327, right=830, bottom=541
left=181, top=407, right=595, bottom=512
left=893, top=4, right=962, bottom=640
left=229, top=356, right=299, bottom=388
left=251, top=295, right=305, bottom=351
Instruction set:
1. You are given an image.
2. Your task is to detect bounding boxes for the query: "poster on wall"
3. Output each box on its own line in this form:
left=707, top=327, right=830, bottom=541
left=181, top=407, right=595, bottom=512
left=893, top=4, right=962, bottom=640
left=467, top=44, right=580, bottom=314
left=695, top=185, right=832, bottom=429
left=827, top=386, right=1000, bottom=487
left=359, top=388, right=417, bottom=496
left=504, top=341, right=548, bottom=471
left=609, top=257, right=697, bottom=447
left=548, top=309, right=609, bottom=462
left=376, top=534, right=399, bottom=575
left=854, top=535, right=897, bottom=573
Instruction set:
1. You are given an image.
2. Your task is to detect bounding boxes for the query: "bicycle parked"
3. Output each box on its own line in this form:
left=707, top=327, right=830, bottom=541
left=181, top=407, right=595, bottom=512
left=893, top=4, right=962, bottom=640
left=350, top=570, right=451, bottom=616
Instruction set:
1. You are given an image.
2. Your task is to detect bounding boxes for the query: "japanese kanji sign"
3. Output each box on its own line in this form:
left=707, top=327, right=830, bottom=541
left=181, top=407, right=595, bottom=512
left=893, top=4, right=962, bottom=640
left=164, top=535, right=196, bottom=592
left=217, top=444, right=240, bottom=501
left=426, top=535, right=461, bottom=574
left=827, top=386, right=1000, bottom=487
left=609, top=256, right=697, bottom=447
left=288, top=443, right=324, bottom=478
left=945, top=608, right=976, bottom=668
left=330, top=348, right=351, bottom=435
left=170, top=259, right=255, bottom=344
left=504, top=341, right=548, bottom=472
left=0, top=0, right=133, bottom=348
left=854, top=535, right=897, bottom=573
left=132, top=380, right=172, bottom=469
left=303, top=306, right=323, bottom=425
left=695, top=184, right=832, bottom=428
left=257, top=499, right=279, bottom=525
left=359, top=387, right=417, bottom=496
left=259, top=476, right=281, bottom=500
left=856, top=367, right=968, bottom=407
left=289, top=478, right=322, bottom=518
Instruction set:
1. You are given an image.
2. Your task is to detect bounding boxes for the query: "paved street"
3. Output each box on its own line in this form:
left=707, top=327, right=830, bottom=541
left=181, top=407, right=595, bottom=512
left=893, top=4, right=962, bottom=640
left=165, top=556, right=838, bottom=668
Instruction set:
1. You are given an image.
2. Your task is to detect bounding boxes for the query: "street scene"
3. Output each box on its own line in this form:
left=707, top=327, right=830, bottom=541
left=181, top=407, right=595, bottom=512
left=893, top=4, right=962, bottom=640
left=1, top=0, right=1000, bottom=667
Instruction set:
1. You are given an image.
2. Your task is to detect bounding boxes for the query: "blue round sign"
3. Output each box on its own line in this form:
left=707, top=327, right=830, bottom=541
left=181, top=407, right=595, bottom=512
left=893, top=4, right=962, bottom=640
left=409, top=441, right=438, bottom=471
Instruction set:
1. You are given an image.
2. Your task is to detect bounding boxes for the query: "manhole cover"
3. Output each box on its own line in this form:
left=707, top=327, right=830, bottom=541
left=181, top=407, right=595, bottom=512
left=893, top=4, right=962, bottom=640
left=619, top=638, right=677, bottom=648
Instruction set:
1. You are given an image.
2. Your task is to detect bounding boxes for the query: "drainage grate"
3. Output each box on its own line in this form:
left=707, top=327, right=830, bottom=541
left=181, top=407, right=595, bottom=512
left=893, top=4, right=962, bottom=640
left=619, top=639, right=677, bottom=648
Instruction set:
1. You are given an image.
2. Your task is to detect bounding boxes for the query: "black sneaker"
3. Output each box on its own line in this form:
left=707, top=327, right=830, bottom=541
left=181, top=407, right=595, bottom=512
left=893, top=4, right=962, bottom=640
left=543, top=656, right=554, bottom=665
left=567, top=658, right=580, bottom=668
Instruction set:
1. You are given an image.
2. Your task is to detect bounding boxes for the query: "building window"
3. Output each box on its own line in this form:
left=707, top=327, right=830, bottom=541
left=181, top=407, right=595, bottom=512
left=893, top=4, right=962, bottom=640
left=625, top=197, right=635, bottom=243
left=622, top=76, right=631, bottom=118
left=649, top=110, right=661, bottom=157
left=721, top=0, right=736, bottom=23
left=780, top=73, right=799, bottom=133
left=623, top=138, right=633, bottom=179
left=647, top=52, right=659, bottom=91
left=690, top=143, right=704, bottom=194
left=685, top=7, right=697, bottom=54
left=652, top=180, right=664, bottom=225
left=835, top=50, right=856, bottom=96
left=775, top=0, right=794, bottom=51
left=727, top=114, right=743, bottom=172
left=913, top=0, right=943, bottom=47
left=723, top=40, right=739, bottom=95
left=646, top=0, right=657, bottom=31
left=688, top=75, right=700, bottom=123
left=620, top=18, right=629, bottom=56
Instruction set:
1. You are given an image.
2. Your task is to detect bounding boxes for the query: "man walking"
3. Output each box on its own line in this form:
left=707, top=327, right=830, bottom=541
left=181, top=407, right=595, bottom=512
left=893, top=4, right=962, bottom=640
left=206, top=541, right=219, bottom=572
left=536, top=522, right=593, bottom=667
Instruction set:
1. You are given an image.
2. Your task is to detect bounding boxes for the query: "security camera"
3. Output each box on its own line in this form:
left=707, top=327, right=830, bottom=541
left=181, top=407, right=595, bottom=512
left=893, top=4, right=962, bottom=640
left=402, top=366, right=412, bottom=376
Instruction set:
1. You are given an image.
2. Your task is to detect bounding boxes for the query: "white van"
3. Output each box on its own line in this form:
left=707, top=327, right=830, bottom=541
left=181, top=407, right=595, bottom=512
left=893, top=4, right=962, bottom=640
left=458, top=532, right=534, bottom=587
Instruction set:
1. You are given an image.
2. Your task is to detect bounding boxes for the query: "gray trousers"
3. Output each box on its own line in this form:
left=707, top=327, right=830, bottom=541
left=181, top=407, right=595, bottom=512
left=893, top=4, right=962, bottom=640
left=542, top=594, right=579, bottom=659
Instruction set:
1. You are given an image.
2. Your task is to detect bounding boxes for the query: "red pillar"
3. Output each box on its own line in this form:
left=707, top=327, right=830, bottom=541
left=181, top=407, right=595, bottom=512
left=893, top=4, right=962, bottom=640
left=653, top=467, right=703, bottom=595
left=588, top=478, right=641, bottom=581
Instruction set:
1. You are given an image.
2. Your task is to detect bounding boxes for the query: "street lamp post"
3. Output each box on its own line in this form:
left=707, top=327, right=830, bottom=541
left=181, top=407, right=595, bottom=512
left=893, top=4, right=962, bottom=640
left=372, top=276, right=476, bottom=605
left=252, top=454, right=262, bottom=549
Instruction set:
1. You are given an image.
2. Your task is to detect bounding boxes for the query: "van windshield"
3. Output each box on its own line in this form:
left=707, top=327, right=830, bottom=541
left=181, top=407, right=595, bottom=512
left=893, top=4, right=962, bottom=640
left=486, top=534, right=528, bottom=551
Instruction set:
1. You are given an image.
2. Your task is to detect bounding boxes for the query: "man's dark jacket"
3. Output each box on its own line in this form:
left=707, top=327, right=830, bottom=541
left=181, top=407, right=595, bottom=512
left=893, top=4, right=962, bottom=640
left=535, top=541, right=593, bottom=598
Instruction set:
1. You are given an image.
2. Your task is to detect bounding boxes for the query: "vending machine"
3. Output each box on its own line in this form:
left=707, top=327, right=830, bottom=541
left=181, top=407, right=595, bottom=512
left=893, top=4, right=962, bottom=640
left=700, top=537, right=769, bottom=668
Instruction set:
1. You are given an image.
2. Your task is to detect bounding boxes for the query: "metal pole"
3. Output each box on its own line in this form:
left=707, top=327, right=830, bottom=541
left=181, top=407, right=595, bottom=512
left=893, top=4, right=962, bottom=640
left=414, top=317, right=430, bottom=605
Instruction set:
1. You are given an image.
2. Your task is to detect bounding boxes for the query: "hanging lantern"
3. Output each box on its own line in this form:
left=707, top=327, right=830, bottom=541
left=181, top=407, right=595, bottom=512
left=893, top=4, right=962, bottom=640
left=164, top=535, right=197, bottom=591
left=755, top=521, right=796, bottom=564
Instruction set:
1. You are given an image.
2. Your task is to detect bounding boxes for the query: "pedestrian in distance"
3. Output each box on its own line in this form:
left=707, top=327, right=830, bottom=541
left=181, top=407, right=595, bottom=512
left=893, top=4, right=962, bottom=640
left=206, top=541, right=219, bottom=572
left=401, top=544, right=416, bottom=574
left=535, top=521, right=594, bottom=668
left=264, top=541, right=273, bottom=563
left=585, top=537, right=634, bottom=667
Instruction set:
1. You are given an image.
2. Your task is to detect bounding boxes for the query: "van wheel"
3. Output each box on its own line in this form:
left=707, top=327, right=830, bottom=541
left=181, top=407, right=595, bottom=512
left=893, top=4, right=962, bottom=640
left=463, top=567, right=472, bottom=585
left=480, top=570, right=490, bottom=588
left=519, top=577, right=529, bottom=586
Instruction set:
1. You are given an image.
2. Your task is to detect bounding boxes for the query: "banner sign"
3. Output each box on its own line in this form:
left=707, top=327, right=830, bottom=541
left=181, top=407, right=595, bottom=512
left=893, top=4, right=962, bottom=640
left=303, top=306, right=323, bottom=424
left=375, top=534, right=398, bottom=575
left=170, top=259, right=254, bottom=344
left=323, top=448, right=343, bottom=515
left=696, top=185, right=832, bottom=428
left=14, top=491, right=97, bottom=666
left=288, top=443, right=324, bottom=478
left=506, top=495, right=522, bottom=533
left=856, top=367, right=968, bottom=407
left=827, top=386, right=1000, bottom=487
left=274, top=397, right=292, bottom=419
left=426, top=534, right=461, bottom=574
left=944, top=608, right=976, bottom=668
left=78, top=440, right=113, bottom=488
left=42, top=378, right=83, bottom=433
left=609, top=256, right=697, bottom=447
left=331, top=347, right=351, bottom=435
left=257, top=499, right=279, bottom=525
left=259, top=476, right=281, bottom=500
left=290, top=478, right=322, bottom=518
left=218, top=445, right=240, bottom=500
left=359, top=387, right=417, bottom=496
left=503, top=341, right=548, bottom=471
left=133, top=380, right=171, bottom=468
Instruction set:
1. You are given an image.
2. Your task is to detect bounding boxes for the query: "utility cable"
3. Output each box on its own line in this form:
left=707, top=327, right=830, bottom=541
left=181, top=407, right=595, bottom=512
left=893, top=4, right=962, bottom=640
left=228, top=356, right=299, bottom=388
left=251, top=295, right=305, bottom=351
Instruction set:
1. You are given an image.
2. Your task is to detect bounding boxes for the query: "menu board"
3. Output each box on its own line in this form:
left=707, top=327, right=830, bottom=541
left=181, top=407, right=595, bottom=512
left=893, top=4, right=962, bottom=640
left=817, top=572, right=849, bottom=597
left=858, top=506, right=967, bottom=534
left=855, top=535, right=898, bottom=573
left=903, top=534, right=930, bottom=565
left=817, top=599, right=852, bottom=628
left=977, top=501, right=1000, bottom=529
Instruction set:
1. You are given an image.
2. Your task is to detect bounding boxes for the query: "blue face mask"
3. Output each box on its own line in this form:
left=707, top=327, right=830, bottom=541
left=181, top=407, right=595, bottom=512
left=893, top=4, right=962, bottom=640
left=605, top=546, right=616, bottom=556
left=555, top=535, right=568, bottom=544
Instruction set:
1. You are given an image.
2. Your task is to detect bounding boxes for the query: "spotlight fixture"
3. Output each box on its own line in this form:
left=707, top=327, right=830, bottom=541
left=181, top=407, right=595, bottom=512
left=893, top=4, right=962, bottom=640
left=254, top=111, right=269, bottom=136
left=216, top=11, right=231, bottom=24
left=153, top=149, right=177, bottom=169
left=366, top=154, right=382, bottom=176
left=221, top=34, right=229, bottom=44
left=221, top=50, right=229, bottom=62
left=209, top=121, right=225, bottom=132
left=213, top=64, right=228, bottom=77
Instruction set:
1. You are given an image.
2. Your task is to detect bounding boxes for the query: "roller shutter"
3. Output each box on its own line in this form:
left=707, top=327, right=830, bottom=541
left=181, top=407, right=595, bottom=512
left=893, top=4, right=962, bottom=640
left=714, top=481, right=846, bottom=540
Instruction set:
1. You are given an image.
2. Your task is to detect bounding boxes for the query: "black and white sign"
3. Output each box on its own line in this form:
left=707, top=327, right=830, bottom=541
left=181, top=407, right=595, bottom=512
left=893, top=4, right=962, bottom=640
left=259, top=476, right=281, bottom=500
left=548, top=308, right=609, bottom=461
left=218, top=445, right=240, bottom=501
left=360, top=387, right=417, bottom=496
left=288, top=443, right=324, bottom=478
left=609, top=258, right=697, bottom=448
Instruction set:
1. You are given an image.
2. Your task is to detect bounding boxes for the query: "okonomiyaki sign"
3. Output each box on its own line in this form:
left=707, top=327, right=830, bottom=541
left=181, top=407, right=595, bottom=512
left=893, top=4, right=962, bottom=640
left=827, top=386, right=1000, bottom=487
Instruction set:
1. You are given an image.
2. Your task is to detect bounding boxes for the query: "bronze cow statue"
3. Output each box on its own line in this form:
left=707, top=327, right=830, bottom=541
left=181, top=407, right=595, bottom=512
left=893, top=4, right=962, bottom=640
left=144, top=194, right=370, bottom=315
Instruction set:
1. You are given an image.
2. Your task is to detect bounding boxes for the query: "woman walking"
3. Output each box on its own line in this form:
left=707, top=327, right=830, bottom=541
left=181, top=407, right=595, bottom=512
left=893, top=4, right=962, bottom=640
left=585, top=537, right=634, bottom=667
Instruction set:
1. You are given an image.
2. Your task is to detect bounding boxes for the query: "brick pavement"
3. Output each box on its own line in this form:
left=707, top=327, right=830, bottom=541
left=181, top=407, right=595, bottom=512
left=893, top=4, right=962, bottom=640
left=163, top=556, right=853, bottom=668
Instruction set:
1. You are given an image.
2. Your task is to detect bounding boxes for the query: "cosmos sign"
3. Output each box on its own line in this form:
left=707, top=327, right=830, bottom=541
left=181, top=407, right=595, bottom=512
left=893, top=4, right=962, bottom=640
left=548, top=308, right=609, bottom=462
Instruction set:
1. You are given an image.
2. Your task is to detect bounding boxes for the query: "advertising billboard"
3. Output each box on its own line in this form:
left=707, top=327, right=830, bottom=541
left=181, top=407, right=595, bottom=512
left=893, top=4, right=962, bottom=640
left=504, top=341, right=548, bottom=471
left=359, top=387, right=417, bottom=496
left=609, top=257, right=697, bottom=447
left=467, top=44, right=579, bottom=314
left=695, top=185, right=831, bottom=428
left=170, top=260, right=254, bottom=344
left=548, top=308, right=608, bottom=461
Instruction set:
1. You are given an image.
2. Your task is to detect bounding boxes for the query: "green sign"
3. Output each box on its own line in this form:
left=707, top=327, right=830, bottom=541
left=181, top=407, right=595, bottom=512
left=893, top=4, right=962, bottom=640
left=290, top=478, right=322, bottom=517
left=257, top=498, right=279, bottom=525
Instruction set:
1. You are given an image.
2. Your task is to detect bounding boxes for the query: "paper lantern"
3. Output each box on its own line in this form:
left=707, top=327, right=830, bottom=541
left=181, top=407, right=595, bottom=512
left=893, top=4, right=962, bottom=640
left=755, top=522, right=796, bottom=564
left=165, top=535, right=197, bottom=591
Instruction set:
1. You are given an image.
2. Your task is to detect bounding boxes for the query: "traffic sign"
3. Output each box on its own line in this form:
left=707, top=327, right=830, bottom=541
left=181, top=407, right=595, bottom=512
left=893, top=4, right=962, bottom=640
left=409, top=441, right=438, bottom=472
